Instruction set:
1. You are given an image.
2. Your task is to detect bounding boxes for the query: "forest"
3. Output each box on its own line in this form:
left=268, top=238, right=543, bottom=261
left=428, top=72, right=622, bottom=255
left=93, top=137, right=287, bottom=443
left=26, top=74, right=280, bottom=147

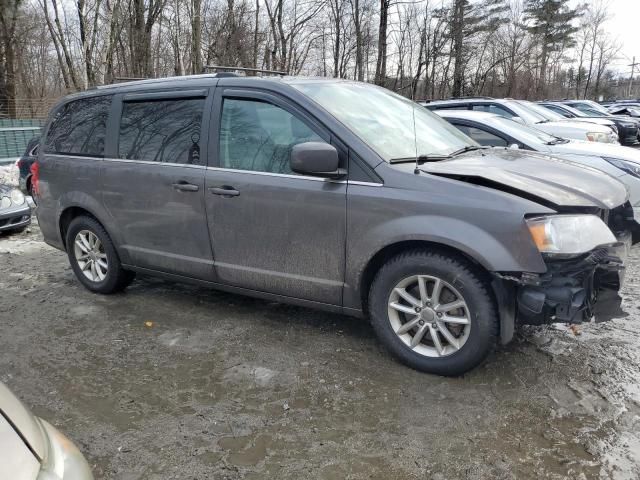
left=0, top=0, right=627, bottom=118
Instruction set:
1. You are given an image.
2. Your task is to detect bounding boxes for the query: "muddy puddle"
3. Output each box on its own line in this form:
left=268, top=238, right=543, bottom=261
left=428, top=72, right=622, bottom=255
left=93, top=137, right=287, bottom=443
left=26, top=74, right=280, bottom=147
left=1, top=225, right=639, bottom=479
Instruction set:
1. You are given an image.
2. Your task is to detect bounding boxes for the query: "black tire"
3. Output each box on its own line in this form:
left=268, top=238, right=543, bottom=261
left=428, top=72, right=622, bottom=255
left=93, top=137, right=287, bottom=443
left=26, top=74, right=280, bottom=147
left=368, top=249, right=498, bottom=376
left=65, top=215, right=135, bottom=294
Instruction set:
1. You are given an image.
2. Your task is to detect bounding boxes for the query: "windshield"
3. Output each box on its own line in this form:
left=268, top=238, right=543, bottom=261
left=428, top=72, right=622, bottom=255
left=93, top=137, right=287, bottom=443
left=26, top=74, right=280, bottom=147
left=292, top=81, right=476, bottom=161
left=579, top=101, right=610, bottom=115
left=503, top=101, right=549, bottom=124
left=489, top=116, right=561, bottom=146
left=515, top=100, right=565, bottom=121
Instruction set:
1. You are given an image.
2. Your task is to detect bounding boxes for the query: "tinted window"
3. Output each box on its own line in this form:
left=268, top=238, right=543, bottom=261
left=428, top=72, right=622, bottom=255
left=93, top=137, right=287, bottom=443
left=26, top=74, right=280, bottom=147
left=45, top=96, right=111, bottom=156
left=118, top=98, right=204, bottom=164
left=219, top=98, right=324, bottom=174
left=455, top=125, right=509, bottom=147
left=472, top=104, right=515, bottom=119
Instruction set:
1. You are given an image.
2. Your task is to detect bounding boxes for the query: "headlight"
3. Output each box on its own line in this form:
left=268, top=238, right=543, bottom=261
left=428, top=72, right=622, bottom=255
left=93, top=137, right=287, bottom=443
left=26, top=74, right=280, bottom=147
left=586, top=131, right=614, bottom=143
left=602, top=157, right=640, bottom=178
left=0, top=196, right=10, bottom=209
left=526, top=215, right=616, bottom=256
left=10, top=189, right=25, bottom=206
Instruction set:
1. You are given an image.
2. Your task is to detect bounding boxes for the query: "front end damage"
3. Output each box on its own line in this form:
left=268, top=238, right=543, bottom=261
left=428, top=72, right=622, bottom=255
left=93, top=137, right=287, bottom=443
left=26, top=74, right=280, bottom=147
left=494, top=202, right=638, bottom=343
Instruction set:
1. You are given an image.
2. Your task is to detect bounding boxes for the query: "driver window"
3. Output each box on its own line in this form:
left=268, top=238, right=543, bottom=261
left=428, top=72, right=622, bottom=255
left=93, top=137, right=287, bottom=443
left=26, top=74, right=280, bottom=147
left=219, top=98, right=324, bottom=174
left=456, top=125, right=509, bottom=147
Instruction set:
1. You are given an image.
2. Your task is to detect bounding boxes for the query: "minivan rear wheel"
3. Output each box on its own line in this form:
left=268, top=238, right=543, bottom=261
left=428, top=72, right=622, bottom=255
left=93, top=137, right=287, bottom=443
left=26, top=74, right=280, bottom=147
left=368, top=250, right=498, bottom=376
left=65, top=216, right=135, bottom=294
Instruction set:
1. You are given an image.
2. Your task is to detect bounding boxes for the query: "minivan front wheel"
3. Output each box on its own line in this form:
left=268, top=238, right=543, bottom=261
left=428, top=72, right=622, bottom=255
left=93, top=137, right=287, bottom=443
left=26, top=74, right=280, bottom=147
left=66, top=216, right=135, bottom=294
left=369, top=250, right=498, bottom=376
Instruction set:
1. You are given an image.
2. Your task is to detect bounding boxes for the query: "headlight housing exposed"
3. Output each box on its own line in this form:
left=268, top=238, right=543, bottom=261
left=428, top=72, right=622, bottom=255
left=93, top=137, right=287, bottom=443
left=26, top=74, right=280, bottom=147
left=10, top=189, right=25, bottom=206
left=602, top=157, right=640, bottom=179
left=526, top=214, right=617, bottom=256
left=586, top=131, right=614, bottom=143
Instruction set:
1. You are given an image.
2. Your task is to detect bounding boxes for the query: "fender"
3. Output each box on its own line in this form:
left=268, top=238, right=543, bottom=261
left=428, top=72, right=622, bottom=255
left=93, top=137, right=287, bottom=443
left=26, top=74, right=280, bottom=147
left=343, top=214, right=547, bottom=311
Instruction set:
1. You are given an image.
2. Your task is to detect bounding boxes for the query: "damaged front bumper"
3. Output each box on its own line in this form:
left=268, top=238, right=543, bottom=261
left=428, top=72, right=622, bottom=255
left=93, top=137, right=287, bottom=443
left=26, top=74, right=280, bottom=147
left=498, top=234, right=631, bottom=329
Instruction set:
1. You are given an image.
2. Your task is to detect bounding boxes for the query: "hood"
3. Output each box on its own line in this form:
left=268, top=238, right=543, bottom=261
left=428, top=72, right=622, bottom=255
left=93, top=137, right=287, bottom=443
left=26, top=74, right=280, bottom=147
left=412, top=149, right=628, bottom=210
left=541, top=120, right=611, bottom=133
left=563, top=117, right=614, bottom=127
left=0, top=382, right=45, bottom=460
left=553, top=140, right=640, bottom=163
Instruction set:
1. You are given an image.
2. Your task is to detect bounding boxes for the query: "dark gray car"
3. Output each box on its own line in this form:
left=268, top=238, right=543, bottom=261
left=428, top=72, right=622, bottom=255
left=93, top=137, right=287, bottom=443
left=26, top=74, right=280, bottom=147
left=34, top=75, right=638, bottom=375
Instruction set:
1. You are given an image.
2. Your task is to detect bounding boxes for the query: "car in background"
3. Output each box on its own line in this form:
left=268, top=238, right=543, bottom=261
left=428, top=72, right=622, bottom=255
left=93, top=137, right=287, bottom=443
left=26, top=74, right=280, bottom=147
left=434, top=109, right=640, bottom=223
left=16, top=136, right=39, bottom=199
left=607, top=104, right=640, bottom=118
left=422, top=97, right=618, bottom=144
left=516, top=99, right=618, bottom=134
left=0, top=183, right=31, bottom=234
left=563, top=100, right=640, bottom=121
left=0, top=381, right=93, bottom=479
left=538, top=101, right=639, bottom=146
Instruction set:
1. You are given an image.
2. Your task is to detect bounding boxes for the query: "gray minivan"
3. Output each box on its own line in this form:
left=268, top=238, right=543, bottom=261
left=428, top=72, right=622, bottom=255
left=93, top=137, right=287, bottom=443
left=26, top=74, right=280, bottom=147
left=35, top=75, right=638, bottom=375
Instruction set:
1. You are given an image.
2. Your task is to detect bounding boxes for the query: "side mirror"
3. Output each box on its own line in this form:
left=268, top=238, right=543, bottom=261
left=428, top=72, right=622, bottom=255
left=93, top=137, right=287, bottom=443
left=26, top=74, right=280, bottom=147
left=511, top=116, right=525, bottom=125
left=508, top=143, right=520, bottom=150
left=290, top=142, right=346, bottom=178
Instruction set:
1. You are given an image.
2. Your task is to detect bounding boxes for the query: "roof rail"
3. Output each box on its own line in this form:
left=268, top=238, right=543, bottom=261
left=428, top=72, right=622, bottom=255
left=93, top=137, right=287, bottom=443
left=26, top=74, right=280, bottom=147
left=202, top=65, right=287, bottom=76
left=444, top=96, right=494, bottom=100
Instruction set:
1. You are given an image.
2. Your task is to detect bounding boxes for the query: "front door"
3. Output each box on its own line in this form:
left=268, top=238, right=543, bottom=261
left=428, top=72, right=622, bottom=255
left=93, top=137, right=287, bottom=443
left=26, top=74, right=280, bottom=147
left=204, top=89, right=347, bottom=305
left=101, top=90, right=215, bottom=280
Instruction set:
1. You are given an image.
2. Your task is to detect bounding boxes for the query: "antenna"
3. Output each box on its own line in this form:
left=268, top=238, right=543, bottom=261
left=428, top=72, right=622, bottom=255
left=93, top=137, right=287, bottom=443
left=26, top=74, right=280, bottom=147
left=412, top=105, right=420, bottom=174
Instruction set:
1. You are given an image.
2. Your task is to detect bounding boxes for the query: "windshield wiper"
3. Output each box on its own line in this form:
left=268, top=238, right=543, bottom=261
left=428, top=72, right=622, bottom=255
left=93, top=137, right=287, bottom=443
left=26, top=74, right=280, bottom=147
left=536, top=120, right=550, bottom=124
left=448, top=145, right=488, bottom=157
left=546, top=138, right=570, bottom=145
left=390, top=145, right=486, bottom=164
left=389, top=154, right=450, bottom=164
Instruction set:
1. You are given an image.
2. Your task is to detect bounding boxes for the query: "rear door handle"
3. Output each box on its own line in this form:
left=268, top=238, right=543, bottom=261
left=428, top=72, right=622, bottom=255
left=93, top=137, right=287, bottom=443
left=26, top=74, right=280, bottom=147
left=172, top=182, right=199, bottom=192
left=209, top=186, right=240, bottom=197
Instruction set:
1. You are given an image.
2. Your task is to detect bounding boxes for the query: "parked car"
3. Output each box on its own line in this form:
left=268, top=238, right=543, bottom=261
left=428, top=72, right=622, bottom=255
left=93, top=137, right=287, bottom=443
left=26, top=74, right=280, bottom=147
left=0, top=183, right=31, bottom=234
left=34, top=75, right=637, bottom=375
left=16, top=136, right=40, bottom=198
left=423, top=97, right=618, bottom=144
left=434, top=109, right=640, bottom=222
left=537, top=101, right=640, bottom=146
left=607, top=105, right=640, bottom=118
left=561, top=100, right=640, bottom=124
left=0, top=381, right=93, bottom=479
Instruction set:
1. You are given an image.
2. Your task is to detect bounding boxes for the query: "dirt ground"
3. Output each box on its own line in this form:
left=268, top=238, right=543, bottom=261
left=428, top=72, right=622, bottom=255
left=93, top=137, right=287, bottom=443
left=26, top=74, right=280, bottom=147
left=1, top=217, right=640, bottom=480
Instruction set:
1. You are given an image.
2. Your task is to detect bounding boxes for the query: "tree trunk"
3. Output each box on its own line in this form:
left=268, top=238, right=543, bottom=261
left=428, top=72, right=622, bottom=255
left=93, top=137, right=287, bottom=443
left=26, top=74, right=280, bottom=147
left=374, top=0, right=389, bottom=86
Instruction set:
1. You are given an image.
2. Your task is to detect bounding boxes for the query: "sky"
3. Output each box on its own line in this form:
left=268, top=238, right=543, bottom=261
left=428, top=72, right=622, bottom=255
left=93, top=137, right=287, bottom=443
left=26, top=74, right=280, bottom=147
left=574, top=0, right=640, bottom=75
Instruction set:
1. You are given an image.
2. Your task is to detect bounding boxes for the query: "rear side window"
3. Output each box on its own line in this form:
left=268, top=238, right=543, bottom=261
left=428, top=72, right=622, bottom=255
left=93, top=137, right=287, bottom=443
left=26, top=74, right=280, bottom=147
left=118, top=98, right=204, bottom=165
left=45, top=96, right=111, bottom=156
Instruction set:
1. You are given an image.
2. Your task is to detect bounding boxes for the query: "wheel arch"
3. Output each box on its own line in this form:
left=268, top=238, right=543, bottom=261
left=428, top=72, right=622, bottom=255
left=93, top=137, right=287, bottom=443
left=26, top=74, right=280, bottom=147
left=358, top=239, right=518, bottom=345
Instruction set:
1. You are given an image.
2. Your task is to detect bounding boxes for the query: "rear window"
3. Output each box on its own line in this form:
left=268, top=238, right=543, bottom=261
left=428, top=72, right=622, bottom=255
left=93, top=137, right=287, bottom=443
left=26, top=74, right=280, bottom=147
left=44, top=95, right=111, bottom=156
left=118, top=98, right=204, bottom=165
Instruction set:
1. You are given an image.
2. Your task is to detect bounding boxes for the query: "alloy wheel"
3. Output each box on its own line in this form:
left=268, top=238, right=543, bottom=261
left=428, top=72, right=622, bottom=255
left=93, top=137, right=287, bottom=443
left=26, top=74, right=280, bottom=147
left=73, top=229, right=108, bottom=282
left=387, top=275, right=471, bottom=357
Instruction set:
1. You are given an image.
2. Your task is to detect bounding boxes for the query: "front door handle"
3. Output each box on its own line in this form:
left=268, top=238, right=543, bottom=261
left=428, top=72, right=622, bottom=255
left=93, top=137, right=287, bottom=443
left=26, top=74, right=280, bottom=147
left=172, top=182, right=199, bottom=192
left=209, top=186, right=240, bottom=197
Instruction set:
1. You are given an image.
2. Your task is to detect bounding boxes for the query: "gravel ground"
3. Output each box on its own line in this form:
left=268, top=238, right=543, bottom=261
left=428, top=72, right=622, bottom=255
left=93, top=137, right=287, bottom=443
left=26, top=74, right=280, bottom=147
left=1, top=205, right=640, bottom=479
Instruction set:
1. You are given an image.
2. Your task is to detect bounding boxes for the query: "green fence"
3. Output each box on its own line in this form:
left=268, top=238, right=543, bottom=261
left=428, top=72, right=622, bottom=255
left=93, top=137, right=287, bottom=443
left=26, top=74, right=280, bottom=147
left=0, top=119, right=44, bottom=164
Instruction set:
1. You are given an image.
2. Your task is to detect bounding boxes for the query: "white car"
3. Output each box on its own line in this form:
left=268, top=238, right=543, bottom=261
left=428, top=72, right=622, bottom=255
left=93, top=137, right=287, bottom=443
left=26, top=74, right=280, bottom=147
left=423, top=98, right=619, bottom=144
left=0, top=382, right=93, bottom=480
left=434, top=109, right=640, bottom=222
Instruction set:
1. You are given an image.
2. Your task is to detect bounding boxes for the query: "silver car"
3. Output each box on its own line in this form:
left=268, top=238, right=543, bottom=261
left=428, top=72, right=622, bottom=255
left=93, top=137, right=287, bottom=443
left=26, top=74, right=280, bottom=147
left=434, top=109, right=640, bottom=223
left=0, top=382, right=93, bottom=480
